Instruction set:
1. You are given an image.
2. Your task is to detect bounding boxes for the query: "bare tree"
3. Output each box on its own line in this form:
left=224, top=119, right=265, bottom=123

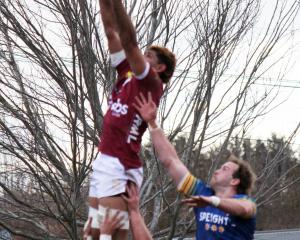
left=140, top=0, right=300, bottom=239
left=227, top=132, right=300, bottom=229
left=0, top=0, right=299, bottom=239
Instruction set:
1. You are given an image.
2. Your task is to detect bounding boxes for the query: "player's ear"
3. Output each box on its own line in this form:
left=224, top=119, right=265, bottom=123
left=231, top=178, right=240, bottom=187
left=156, top=63, right=166, bottom=73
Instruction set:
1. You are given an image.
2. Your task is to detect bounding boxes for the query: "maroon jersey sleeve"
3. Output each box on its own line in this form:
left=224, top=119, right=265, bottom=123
left=115, top=59, right=131, bottom=80
left=135, top=64, right=161, bottom=92
left=110, top=50, right=131, bottom=82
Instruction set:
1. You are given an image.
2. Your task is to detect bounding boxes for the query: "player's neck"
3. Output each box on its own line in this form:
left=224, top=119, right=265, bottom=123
left=214, top=186, right=237, bottom=198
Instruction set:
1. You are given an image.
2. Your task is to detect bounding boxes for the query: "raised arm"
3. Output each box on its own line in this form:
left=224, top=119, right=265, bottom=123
left=133, top=92, right=189, bottom=186
left=99, top=0, right=122, bottom=53
left=112, top=0, right=148, bottom=76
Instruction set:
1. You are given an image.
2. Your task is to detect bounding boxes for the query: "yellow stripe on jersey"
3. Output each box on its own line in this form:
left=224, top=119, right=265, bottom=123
left=178, top=173, right=198, bottom=196
left=180, top=174, right=192, bottom=193
left=126, top=71, right=133, bottom=78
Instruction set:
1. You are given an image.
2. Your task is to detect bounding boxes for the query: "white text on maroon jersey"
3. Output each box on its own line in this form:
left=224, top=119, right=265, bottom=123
left=127, top=114, right=143, bottom=143
left=109, top=98, right=128, bottom=116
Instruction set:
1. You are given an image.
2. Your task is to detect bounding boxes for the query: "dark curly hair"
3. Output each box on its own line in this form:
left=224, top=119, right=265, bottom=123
left=148, top=45, right=176, bottom=84
left=228, top=155, right=256, bottom=195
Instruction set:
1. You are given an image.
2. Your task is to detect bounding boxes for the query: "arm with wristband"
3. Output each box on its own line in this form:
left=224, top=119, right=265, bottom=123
left=133, top=92, right=189, bottom=187
left=133, top=92, right=256, bottom=219
left=182, top=194, right=256, bottom=218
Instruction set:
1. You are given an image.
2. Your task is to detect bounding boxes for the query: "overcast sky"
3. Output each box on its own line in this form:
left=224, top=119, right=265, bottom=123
left=247, top=1, right=300, bottom=149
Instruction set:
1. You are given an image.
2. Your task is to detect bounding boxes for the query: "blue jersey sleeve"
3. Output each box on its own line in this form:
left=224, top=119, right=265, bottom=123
left=177, top=173, right=213, bottom=196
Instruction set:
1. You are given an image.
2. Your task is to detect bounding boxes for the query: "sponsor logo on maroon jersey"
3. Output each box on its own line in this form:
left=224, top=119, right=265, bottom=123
left=109, top=98, right=129, bottom=117
left=127, top=114, right=143, bottom=143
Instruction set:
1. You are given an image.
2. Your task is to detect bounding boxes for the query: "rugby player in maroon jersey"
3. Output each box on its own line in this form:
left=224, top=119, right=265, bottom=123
left=84, top=0, right=176, bottom=239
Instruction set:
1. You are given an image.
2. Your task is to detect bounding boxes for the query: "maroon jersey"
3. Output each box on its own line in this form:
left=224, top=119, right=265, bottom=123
left=99, top=58, right=163, bottom=169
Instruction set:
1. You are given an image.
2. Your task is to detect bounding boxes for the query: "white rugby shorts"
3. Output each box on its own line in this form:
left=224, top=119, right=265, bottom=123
left=89, top=153, right=143, bottom=198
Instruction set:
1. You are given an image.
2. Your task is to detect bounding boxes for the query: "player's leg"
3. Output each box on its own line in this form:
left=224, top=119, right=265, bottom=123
left=87, top=153, right=130, bottom=239
left=87, top=196, right=128, bottom=239
left=87, top=197, right=100, bottom=239
left=86, top=153, right=143, bottom=239
left=98, top=196, right=128, bottom=240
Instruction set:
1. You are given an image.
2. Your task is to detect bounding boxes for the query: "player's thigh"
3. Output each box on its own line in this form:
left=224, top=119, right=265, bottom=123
left=98, top=196, right=128, bottom=240
left=87, top=197, right=128, bottom=240
left=98, top=195, right=127, bottom=211
left=89, top=196, right=98, bottom=209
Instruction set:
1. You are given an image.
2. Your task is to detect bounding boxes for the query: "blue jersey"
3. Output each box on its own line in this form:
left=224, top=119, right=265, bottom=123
left=178, top=175, right=256, bottom=240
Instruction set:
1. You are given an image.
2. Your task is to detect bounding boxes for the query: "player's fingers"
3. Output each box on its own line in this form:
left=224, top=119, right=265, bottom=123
left=188, top=203, right=197, bottom=207
left=182, top=198, right=197, bottom=204
left=183, top=200, right=197, bottom=207
left=114, top=215, right=125, bottom=229
left=147, top=91, right=157, bottom=107
left=117, top=222, right=124, bottom=229
left=139, top=92, right=147, bottom=104
left=132, top=102, right=140, bottom=111
left=182, top=197, right=193, bottom=202
left=128, top=182, right=135, bottom=196
left=129, top=181, right=138, bottom=195
left=181, top=199, right=191, bottom=204
left=121, top=194, right=129, bottom=203
left=112, top=210, right=121, bottom=221
left=113, top=214, right=124, bottom=224
left=134, top=95, right=143, bottom=107
left=147, top=91, right=153, bottom=102
left=105, top=208, right=111, bottom=220
left=132, top=185, right=138, bottom=196
left=83, top=217, right=92, bottom=239
left=191, top=196, right=201, bottom=200
left=123, top=185, right=133, bottom=202
left=199, top=196, right=209, bottom=202
left=126, top=182, right=130, bottom=193
left=84, top=217, right=92, bottom=228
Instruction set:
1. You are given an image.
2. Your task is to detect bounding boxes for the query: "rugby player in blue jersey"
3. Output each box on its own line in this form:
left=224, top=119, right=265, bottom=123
left=133, top=92, right=257, bottom=240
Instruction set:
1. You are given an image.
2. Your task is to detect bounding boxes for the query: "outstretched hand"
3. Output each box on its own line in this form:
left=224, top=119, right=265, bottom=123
left=133, top=92, right=157, bottom=124
left=100, top=208, right=124, bottom=235
left=182, top=195, right=212, bottom=208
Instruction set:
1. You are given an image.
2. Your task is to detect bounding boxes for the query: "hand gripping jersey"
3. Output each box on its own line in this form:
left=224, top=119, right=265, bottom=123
left=99, top=51, right=163, bottom=169
left=178, top=175, right=256, bottom=240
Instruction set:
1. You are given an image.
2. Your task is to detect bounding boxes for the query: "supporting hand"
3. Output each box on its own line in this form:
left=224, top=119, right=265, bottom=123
left=100, top=208, right=124, bottom=235
left=133, top=92, right=157, bottom=127
left=122, top=182, right=153, bottom=240
left=122, top=181, right=139, bottom=213
left=182, top=195, right=214, bottom=208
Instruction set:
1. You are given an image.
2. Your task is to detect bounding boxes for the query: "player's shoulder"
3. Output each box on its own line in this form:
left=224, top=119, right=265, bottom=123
left=233, top=194, right=256, bottom=203
left=194, top=179, right=214, bottom=196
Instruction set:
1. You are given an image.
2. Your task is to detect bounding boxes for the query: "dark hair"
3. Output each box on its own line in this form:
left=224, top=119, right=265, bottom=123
left=228, top=155, right=256, bottom=195
left=148, top=45, right=176, bottom=84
